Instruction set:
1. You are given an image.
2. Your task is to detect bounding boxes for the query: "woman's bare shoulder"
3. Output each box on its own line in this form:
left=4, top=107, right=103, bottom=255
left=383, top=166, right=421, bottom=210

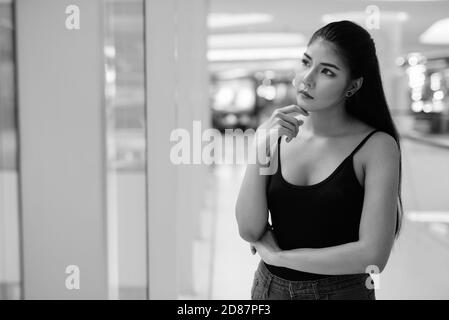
left=358, top=130, right=400, bottom=169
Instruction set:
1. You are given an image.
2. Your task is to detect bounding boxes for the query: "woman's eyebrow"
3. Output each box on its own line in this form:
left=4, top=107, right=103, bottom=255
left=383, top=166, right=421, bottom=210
left=303, top=52, right=341, bottom=71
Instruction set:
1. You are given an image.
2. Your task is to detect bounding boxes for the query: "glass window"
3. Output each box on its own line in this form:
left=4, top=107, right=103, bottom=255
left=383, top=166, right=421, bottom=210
left=0, top=0, right=22, bottom=300
left=104, top=0, right=148, bottom=299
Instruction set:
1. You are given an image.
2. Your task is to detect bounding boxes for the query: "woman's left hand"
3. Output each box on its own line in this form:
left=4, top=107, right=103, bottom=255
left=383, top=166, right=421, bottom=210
left=252, top=229, right=281, bottom=266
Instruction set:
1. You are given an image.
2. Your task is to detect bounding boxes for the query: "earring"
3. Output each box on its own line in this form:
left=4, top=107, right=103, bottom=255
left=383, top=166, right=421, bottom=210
left=346, top=91, right=353, bottom=97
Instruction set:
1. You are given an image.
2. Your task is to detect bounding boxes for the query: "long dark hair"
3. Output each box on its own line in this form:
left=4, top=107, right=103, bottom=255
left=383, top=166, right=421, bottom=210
left=309, top=20, right=403, bottom=239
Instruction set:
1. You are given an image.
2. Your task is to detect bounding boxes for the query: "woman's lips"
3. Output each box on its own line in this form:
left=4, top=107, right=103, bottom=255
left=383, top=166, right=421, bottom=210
left=298, top=90, right=314, bottom=99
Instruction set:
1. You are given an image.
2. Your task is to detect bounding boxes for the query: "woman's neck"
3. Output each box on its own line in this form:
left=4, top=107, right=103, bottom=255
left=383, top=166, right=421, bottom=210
left=302, top=103, right=356, bottom=138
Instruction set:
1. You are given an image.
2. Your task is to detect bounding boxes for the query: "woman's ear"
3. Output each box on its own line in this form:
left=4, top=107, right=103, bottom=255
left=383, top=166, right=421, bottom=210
left=350, top=77, right=363, bottom=94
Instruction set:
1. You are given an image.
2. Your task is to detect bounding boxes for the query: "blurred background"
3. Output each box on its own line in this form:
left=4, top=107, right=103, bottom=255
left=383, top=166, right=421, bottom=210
left=1, top=0, right=449, bottom=299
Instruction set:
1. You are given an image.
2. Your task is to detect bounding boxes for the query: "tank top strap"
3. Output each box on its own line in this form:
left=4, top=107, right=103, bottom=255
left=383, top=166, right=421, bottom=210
left=276, top=136, right=282, bottom=171
left=348, top=129, right=380, bottom=158
left=276, top=130, right=379, bottom=171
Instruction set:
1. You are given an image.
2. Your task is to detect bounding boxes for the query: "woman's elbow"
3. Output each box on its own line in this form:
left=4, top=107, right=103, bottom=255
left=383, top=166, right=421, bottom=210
left=364, top=251, right=389, bottom=274
left=238, top=227, right=262, bottom=243
left=235, top=204, right=256, bottom=242
left=235, top=201, right=267, bottom=243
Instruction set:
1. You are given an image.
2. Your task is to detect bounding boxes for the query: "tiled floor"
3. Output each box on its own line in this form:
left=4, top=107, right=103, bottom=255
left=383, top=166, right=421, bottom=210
left=205, top=136, right=449, bottom=300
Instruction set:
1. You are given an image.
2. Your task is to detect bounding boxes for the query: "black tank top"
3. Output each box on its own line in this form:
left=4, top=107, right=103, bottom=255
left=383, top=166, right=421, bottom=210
left=265, top=129, right=380, bottom=280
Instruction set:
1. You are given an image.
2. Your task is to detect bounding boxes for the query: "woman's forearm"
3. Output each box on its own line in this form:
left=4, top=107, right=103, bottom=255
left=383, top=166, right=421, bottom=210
left=235, top=140, right=273, bottom=243
left=235, top=162, right=269, bottom=243
left=272, top=241, right=383, bottom=275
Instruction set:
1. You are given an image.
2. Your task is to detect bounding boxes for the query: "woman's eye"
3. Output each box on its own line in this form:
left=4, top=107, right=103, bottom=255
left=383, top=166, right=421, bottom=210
left=301, top=59, right=310, bottom=67
left=322, top=69, right=335, bottom=77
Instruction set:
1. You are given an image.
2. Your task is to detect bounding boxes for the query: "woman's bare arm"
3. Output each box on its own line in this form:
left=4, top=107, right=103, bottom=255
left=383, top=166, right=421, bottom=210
left=261, top=132, right=400, bottom=274
left=235, top=105, right=308, bottom=243
left=235, top=145, right=273, bottom=243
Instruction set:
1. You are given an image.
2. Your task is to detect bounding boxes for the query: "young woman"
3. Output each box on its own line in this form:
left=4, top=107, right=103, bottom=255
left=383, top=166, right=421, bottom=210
left=235, top=20, right=403, bottom=300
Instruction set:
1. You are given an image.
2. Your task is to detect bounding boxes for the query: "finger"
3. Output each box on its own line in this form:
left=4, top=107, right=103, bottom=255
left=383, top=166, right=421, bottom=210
left=279, top=126, right=293, bottom=142
left=279, top=120, right=303, bottom=140
left=290, top=106, right=310, bottom=118
left=276, top=104, right=301, bottom=113
left=277, top=105, right=309, bottom=117
left=278, top=125, right=295, bottom=142
left=277, top=118, right=296, bottom=135
left=272, top=109, right=297, bottom=129
left=276, top=111, right=301, bottom=128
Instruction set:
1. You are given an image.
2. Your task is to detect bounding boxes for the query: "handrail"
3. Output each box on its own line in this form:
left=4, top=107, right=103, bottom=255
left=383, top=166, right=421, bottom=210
left=401, top=132, right=449, bottom=151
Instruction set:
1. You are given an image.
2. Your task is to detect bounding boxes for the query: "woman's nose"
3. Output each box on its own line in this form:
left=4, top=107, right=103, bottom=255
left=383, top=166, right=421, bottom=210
left=302, top=70, right=315, bottom=88
left=293, top=74, right=313, bottom=90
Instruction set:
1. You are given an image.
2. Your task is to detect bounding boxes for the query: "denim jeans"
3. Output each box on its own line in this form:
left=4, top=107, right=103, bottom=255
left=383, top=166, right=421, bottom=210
left=251, top=260, right=376, bottom=300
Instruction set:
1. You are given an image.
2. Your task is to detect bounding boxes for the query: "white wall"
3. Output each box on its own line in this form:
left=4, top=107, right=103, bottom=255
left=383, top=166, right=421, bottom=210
left=115, top=172, right=147, bottom=289
left=13, top=0, right=210, bottom=299
left=16, top=0, right=109, bottom=299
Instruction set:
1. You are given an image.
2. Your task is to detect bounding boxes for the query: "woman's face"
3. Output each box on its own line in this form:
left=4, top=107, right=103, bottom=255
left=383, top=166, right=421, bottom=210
left=294, top=38, right=351, bottom=112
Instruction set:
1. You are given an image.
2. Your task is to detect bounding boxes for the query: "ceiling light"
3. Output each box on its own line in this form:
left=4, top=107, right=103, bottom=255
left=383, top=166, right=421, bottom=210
left=208, top=13, right=273, bottom=29
left=420, top=18, right=449, bottom=45
left=215, top=68, right=251, bottom=80
left=208, top=33, right=306, bottom=49
left=208, top=47, right=305, bottom=62
left=322, top=11, right=408, bottom=24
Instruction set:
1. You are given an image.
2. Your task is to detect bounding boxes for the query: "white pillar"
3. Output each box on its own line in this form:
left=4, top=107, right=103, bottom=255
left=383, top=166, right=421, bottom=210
left=16, top=0, right=108, bottom=299
left=175, top=0, right=209, bottom=297
left=145, top=0, right=208, bottom=299
left=190, top=0, right=210, bottom=242
left=145, top=0, right=178, bottom=299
